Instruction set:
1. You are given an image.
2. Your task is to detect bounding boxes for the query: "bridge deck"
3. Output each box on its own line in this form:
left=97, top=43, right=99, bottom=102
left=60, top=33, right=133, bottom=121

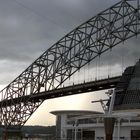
left=0, top=76, right=121, bottom=107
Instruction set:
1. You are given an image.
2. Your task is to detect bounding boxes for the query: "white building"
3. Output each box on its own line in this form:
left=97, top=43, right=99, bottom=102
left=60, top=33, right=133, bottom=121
left=51, top=110, right=140, bottom=140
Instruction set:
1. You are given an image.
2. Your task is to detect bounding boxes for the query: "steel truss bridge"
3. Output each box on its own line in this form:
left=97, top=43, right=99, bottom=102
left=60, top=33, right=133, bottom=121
left=0, top=0, right=140, bottom=128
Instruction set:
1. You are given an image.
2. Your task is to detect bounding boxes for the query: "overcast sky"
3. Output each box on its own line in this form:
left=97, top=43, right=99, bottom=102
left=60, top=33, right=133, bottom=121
left=0, top=0, right=140, bottom=126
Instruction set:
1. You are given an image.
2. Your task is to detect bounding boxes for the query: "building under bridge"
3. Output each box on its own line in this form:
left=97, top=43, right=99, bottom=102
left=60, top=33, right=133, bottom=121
left=51, top=110, right=140, bottom=140
left=51, top=59, right=140, bottom=140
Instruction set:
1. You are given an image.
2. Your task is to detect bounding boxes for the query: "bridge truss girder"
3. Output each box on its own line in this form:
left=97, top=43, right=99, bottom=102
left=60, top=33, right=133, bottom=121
left=0, top=0, right=140, bottom=127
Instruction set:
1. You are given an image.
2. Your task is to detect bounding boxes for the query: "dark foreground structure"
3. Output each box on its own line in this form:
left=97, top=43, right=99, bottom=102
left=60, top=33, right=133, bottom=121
left=0, top=0, right=140, bottom=128
left=0, top=125, right=56, bottom=140
left=0, top=0, right=140, bottom=139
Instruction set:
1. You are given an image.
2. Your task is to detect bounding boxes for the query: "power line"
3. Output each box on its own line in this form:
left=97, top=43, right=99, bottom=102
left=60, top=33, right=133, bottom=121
left=11, top=0, right=65, bottom=29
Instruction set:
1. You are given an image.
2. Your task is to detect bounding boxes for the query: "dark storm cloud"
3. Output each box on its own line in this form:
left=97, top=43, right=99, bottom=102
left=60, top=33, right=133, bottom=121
left=0, top=0, right=118, bottom=61
left=0, top=0, right=139, bottom=86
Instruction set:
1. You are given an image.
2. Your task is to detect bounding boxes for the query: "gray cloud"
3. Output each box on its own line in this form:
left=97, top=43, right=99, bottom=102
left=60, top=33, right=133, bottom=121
left=0, top=0, right=118, bottom=61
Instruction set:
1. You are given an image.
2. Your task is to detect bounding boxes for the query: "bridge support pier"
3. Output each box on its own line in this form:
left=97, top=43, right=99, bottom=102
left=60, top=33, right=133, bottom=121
left=104, top=117, right=115, bottom=140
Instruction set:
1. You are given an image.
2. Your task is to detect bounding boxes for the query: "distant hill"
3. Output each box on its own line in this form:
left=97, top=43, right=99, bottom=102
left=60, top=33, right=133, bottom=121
left=22, top=125, right=56, bottom=135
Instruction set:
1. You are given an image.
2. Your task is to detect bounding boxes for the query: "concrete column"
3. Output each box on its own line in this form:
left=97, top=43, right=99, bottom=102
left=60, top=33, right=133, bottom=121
left=104, top=117, right=115, bottom=140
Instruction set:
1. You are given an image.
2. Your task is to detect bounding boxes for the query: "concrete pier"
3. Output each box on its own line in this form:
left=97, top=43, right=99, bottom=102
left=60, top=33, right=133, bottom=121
left=104, top=117, right=115, bottom=140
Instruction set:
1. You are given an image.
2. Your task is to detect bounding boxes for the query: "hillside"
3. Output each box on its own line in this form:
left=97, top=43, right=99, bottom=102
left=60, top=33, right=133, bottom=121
left=22, top=125, right=56, bottom=135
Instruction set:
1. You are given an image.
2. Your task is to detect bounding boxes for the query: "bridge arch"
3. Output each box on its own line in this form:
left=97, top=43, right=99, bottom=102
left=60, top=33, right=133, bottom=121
left=0, top=0, right=140, bottom=126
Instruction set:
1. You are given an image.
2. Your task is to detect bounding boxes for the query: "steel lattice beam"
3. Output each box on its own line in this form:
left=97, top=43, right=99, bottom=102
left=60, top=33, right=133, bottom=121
left=0, top=76, right=121, bottom=107
left=0, top=0, right=140, bottom=127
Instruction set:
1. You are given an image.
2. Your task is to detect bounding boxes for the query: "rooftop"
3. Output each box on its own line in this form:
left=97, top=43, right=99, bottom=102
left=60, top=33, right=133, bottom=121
left=50, top=110, right=103, bottom=116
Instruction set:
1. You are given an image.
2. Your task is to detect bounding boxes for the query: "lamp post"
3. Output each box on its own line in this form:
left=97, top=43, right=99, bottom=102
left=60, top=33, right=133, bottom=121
left=117, top=118, right=121, bottom=140
left=73, top=120, right=78, bottom=140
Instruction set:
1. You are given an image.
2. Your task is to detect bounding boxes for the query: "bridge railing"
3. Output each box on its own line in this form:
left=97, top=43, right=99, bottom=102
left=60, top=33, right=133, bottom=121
left=64, top=72, right=122, bottom=88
